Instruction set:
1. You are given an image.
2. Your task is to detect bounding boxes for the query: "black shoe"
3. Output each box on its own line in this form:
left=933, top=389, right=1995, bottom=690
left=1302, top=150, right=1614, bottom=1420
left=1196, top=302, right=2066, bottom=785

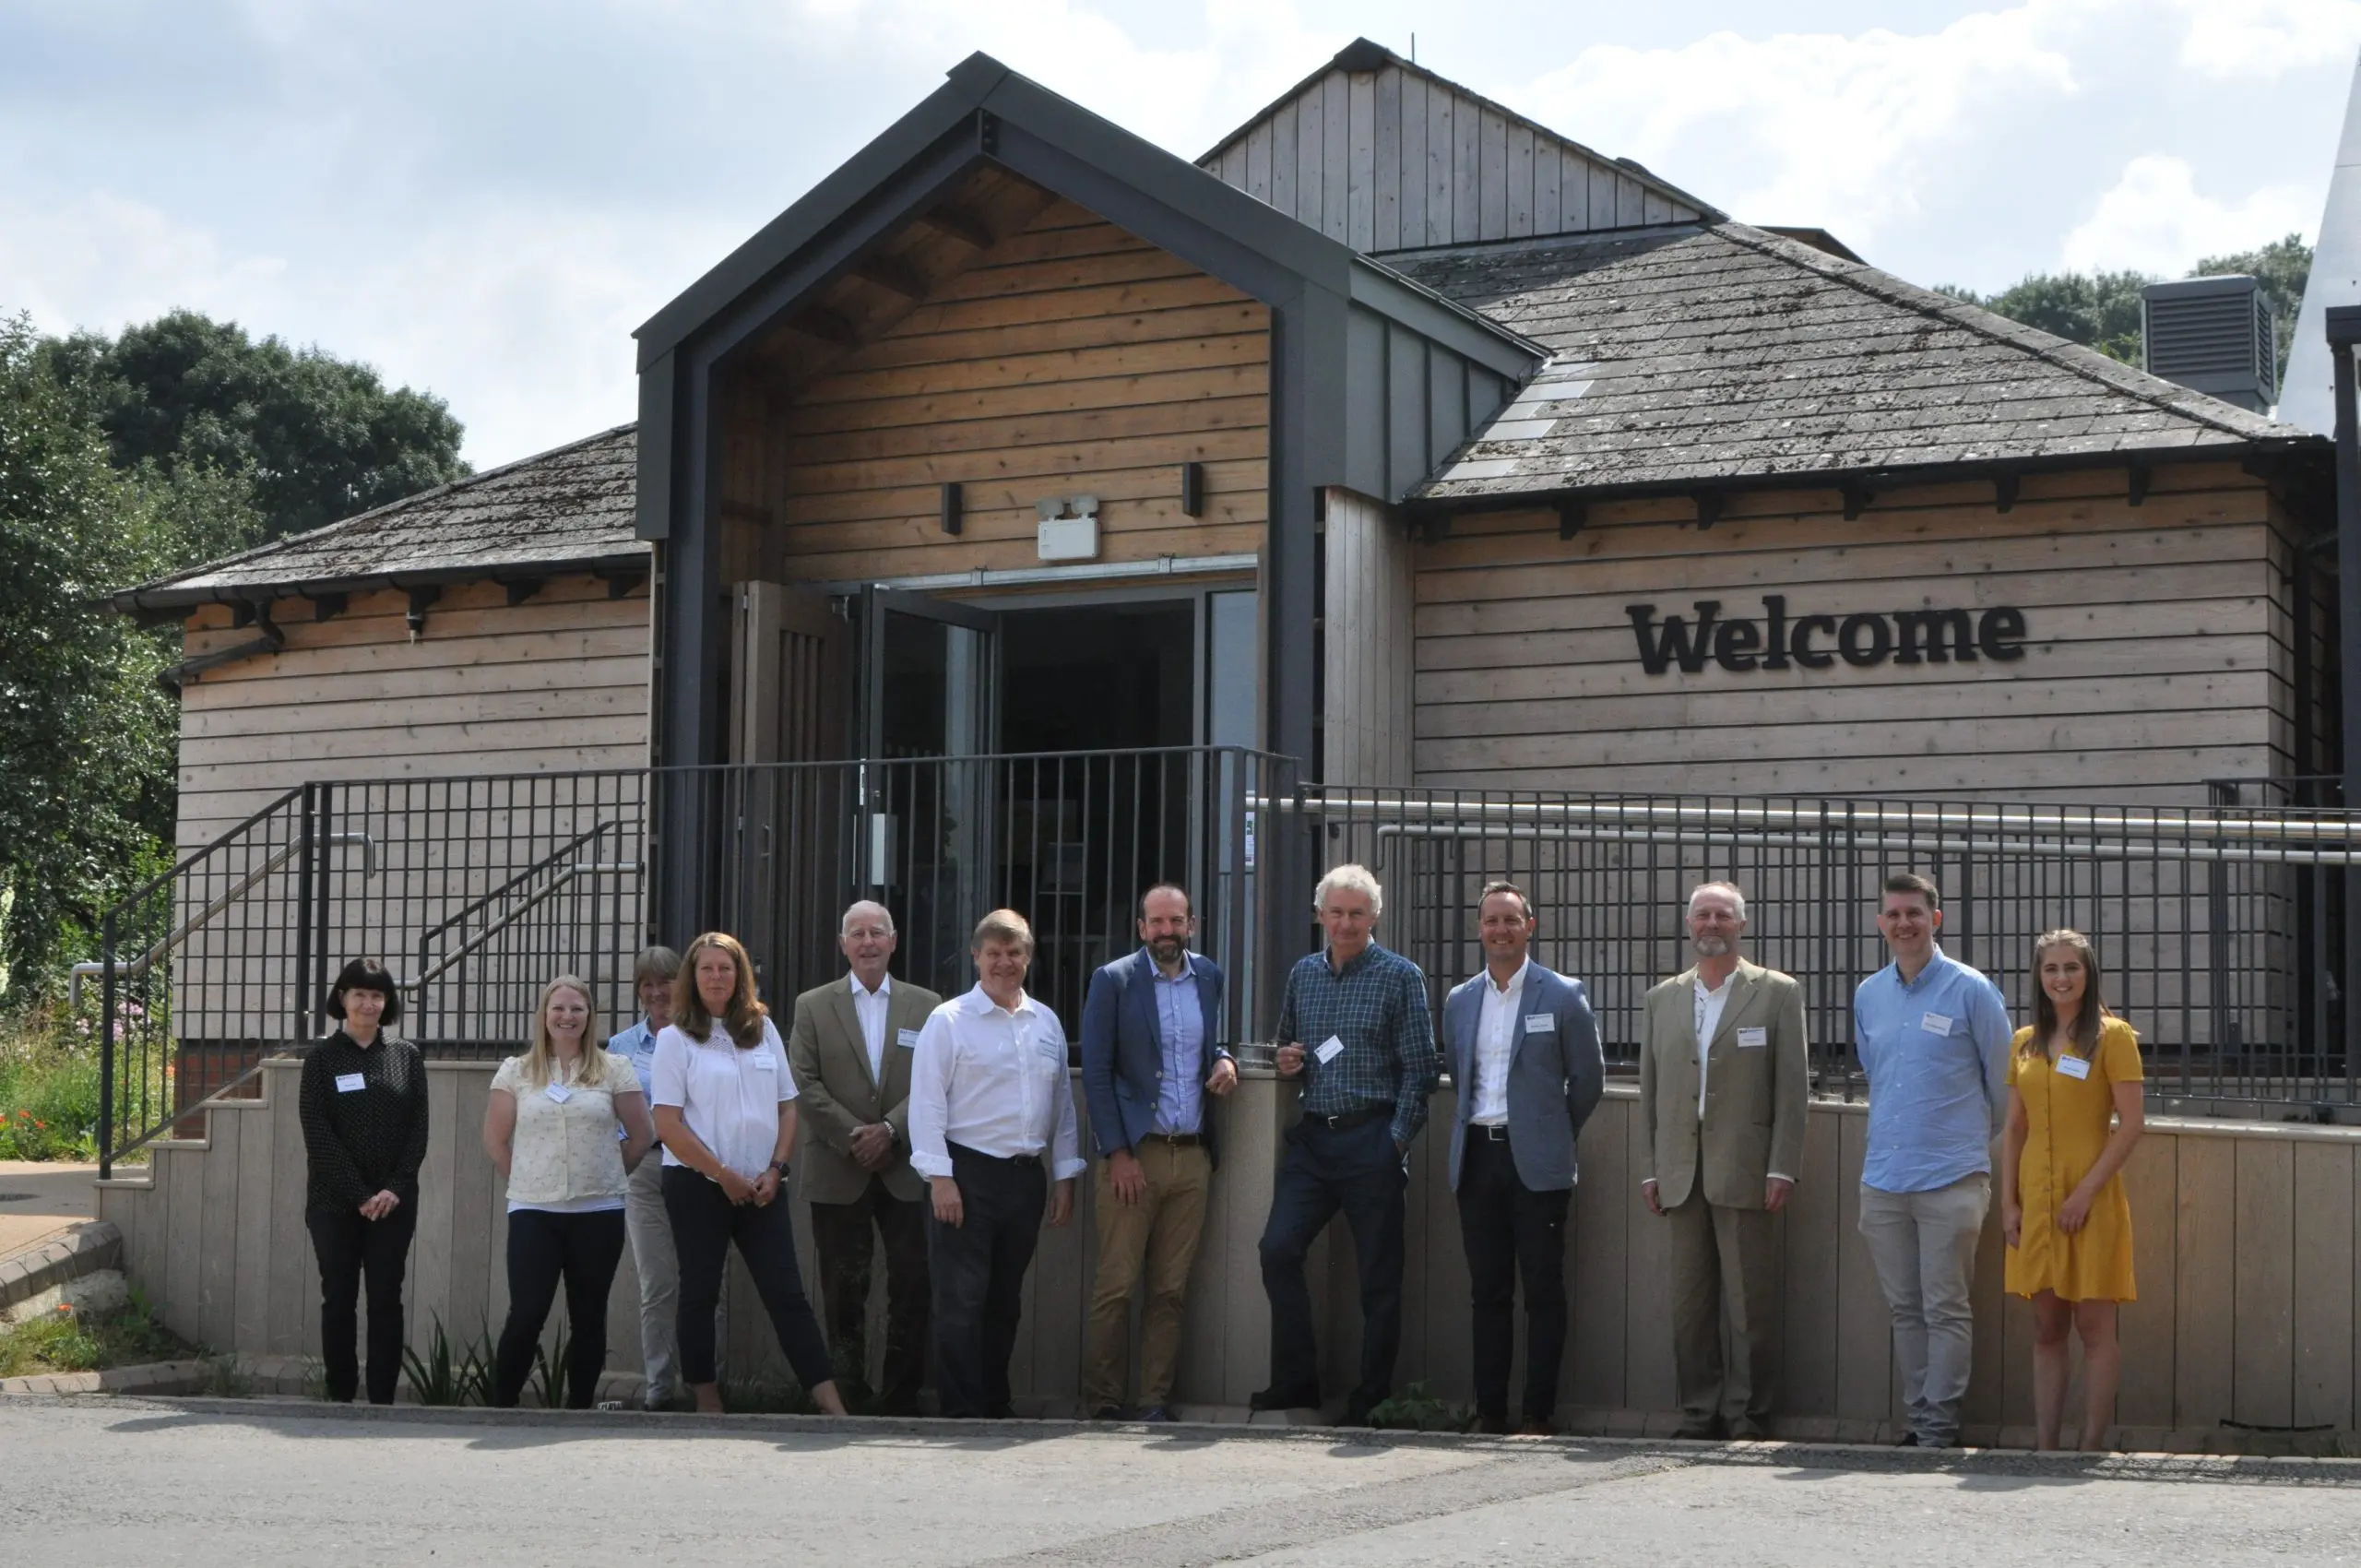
left=1342, top=1394, right=1378, bottom=1427
left=1090, top=1406, right=1125, bottom=1421
left=1726, top=1419, right=1767, bottom=1443
left=1893, top=1431, right=1920, bottom=1447
left=1250, top=1384, right=1320, bottom=1412
left=1472, top=1413, right=1512, bottom=1436
left=985, top=1403, right=1016, bottom=1420
left=1674, top=1416, right=1726, bottom=1442
left=1135, top=1405, right=1174, bottom=1423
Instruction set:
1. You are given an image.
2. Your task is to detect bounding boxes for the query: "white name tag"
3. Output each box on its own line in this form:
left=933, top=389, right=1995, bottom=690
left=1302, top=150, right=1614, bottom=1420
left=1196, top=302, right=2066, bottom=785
left=545, top=1083, right=573, bottom=1103
left=897, top=1028, right=920, bottom=1049
left=2055, top=1054, right=2093, bottom=1080
left=1314, top=1036, right=1346, bottom=1065
left=1921, top=1013, right=1953, bottom=1036
left=334, top=1073, right=366, bottom=1094
left=1737, top=1027, right=1768, bottom=1049
left=1524, top=1014, right=1555, bottom=1033
left=753, top=1054, right=777, bottom=1070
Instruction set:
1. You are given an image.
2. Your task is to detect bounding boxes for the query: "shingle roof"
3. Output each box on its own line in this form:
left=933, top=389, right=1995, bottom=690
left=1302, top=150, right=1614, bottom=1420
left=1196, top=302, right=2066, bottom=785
left=112, top=423, right=644, bottom=612
left=1392, top=222, right=2322, bottom=505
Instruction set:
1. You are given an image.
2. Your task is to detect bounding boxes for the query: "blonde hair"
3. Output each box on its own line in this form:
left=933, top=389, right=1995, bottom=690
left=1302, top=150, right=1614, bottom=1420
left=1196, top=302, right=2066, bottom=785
left=521, top=975, right=616, bottom=1089
left=673, top=932, right=768, bottom=1050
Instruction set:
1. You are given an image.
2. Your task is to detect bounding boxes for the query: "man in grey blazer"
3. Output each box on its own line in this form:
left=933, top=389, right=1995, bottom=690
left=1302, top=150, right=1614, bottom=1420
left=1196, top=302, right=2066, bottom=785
left=1442, top=880, right=1605, bottom=1435
left=1639, top=880, right=1810, bottom=1440
left=786, top=900, right=943, bottom=1415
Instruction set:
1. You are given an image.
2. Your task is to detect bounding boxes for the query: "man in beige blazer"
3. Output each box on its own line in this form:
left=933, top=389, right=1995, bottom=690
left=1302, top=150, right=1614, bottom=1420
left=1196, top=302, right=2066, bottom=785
left=1639, top=880, right=1809, bottom=1440
left=787, top=899, right=943, bottom=1415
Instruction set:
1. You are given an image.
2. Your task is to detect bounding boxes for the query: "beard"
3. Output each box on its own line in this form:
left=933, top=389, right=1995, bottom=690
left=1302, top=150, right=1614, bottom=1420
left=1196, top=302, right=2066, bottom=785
left=1147, top=935, right=1187, bottom=964
left=1691, top=935, right=1732, bottom=958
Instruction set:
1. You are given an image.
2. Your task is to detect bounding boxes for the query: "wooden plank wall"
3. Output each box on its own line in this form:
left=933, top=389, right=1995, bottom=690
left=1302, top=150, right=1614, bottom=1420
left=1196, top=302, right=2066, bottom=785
left=1198, top=63, right=1701, bottom=251
left=1322, top=487, right=1417, bottom=785
left=1415, top=464, right=2296, bottom=802
left=744, top=201, right=1270, bottom=584
left=99, top=1063, right=2361, bottom=1437
left=174, top=576, right=651, bottom=849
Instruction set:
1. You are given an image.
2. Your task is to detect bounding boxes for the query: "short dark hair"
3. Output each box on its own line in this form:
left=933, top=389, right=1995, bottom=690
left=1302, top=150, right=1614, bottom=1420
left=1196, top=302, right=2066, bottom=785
left=325, top=957, right=403, bottom=1027
left=1478, top=880, right=1533, bottom=920
left=1137, top=882, right=1192, bottom=919
left=1882, top=873, right=1941, bottom=912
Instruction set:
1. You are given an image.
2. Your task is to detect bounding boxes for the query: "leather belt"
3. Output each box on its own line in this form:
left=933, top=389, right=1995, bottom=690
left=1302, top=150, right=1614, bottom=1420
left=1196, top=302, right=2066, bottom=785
left=1309, top=1106, right=1389, bottom=1132
left=1143, top=1133, right=1203, bottom=1147
left=1473, top=1123, right=1511, bottom=1142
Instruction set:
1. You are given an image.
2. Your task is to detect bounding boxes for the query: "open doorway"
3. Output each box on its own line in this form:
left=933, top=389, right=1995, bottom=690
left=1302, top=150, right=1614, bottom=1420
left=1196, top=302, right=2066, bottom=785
left=1000, top=600, right=1196, bottom=753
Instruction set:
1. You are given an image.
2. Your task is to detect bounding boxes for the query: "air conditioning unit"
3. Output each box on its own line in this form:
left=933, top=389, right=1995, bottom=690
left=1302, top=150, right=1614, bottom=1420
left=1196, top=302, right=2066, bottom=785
left=2142, top=275, right=2274, bottom=413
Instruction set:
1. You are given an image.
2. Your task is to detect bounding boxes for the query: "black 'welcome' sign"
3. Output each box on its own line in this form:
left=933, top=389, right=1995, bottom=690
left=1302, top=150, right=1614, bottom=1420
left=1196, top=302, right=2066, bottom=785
left=1624, top=596, right=2028, bottom=674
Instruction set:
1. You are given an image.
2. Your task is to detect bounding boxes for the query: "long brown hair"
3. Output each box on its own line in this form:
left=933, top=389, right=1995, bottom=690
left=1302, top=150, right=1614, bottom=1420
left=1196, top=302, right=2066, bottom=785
left=2026, top=928, right=2108, bottom=1059
left=672, top=932, right=767, bottom=1050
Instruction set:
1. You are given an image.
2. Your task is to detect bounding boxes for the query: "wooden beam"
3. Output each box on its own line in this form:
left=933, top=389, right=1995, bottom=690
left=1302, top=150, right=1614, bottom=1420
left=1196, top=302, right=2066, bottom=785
left=2129, top=462, right=2153, bottom=507
left=852, top=254, right=931, bottom=299
left=1840, top=482, right=1874, bottom=521
left=504, top=577, right=547, bottom=608
left=604, top=570, right=647, bottom=600
left=312, top=593, right=348, bottom=623
left=919, top=205, right=997, bottom=249
left=793, top=306, right=862, bottom=348
left=1692, top=490, right=1723, bottom=530
left=1557, top=498, right=1587, bottom=540
left=1993, top=472, right=2019, bottom=514
left=405, top=586, right=440, bottom=637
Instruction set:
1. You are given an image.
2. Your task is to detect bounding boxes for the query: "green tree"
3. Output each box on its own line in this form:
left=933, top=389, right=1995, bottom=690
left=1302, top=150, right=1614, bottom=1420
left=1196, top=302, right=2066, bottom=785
left=0, top=315, right=260, bottom=993
left=1941, top=235, right=2314, bottom=386
left=42, top=310, right=469, bottom=540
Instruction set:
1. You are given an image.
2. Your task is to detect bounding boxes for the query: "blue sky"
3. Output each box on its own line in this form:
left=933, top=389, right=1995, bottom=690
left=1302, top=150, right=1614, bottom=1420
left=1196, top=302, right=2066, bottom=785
left=5, top=0, right=2358, bottom=468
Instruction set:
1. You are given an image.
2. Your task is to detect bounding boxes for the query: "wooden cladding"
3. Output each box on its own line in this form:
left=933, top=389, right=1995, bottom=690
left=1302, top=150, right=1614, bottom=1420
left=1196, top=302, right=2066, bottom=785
left=1413, top=465, right=2303, bottom=802
left=1200, top=61, right=1703, bottom=253
left=732, top=200, right=1270, bottom=583
left=172, top=576, right=651, bottom=848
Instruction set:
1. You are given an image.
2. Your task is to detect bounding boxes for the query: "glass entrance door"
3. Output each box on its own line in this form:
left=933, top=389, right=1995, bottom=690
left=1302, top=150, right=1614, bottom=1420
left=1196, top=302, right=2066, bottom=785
left=856, top=588, right=1001, bottom=996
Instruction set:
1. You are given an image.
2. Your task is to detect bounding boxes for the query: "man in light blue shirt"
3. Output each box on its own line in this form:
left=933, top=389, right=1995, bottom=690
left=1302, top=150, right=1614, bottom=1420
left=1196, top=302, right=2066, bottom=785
left=1853, top=873, right=2011, bottom=1448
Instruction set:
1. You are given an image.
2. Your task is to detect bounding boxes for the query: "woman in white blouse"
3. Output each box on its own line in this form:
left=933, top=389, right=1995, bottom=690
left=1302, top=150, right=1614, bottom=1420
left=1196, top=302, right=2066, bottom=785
left=652, top=932, right=848, bottom=1416
left=482, top=974, right=656, bottom=1408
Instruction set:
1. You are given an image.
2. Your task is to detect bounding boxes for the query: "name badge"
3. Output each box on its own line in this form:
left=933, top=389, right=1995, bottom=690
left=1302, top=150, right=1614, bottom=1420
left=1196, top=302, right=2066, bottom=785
left=545, top=1083, right=573, bottom=1103
left=1737, top=1027, right=1768, bottom=1049
left=897, top=1028, right=920, bottom=1049
left=1314, top=1036, right=1346, bottom=1065
left=2055, top=1054, right=2093, bottom=1080
left=334, top=1073, right=366, bottom=1094
left=753, top=1053, right=777, bottom=1070
left=1921, top=1012, right=1953, bottom=1036
left=1524, top=1014, right=1556, bottom=1034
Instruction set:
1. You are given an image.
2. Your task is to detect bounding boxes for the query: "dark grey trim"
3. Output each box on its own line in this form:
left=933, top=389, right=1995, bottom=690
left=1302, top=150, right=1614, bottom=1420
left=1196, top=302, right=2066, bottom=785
left=635, top=357, right=675, bottom=540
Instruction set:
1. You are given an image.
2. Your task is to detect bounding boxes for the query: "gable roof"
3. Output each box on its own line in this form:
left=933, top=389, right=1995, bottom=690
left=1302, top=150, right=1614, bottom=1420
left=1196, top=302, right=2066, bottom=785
left=1197, top=38, right=1719, bottom=253
left=1394, top=222, right=2322, bottom=505
left=111, top=423, right=643, bottom=615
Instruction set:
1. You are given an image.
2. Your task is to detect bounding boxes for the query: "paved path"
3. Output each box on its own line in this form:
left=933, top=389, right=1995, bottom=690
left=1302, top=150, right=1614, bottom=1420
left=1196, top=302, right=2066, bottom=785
left=6, top=1399, right=2361, bottom=1564
left=0, top=1160, right=97, bottom=1259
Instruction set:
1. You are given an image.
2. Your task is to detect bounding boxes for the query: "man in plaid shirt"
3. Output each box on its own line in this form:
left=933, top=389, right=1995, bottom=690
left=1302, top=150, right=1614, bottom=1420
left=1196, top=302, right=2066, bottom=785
left=1252, top=863, right=1441, bottom=1425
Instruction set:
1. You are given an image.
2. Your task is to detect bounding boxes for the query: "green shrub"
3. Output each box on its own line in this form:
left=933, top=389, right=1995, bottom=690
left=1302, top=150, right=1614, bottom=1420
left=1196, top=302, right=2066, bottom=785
left=1361, top=1382, right=1475, bottom=1432
left=400, top=1316, right=491, bottom=1406
left=0, top=1005, right=103, bottom=1160
left=0, top=1289, right=193, bottom=1376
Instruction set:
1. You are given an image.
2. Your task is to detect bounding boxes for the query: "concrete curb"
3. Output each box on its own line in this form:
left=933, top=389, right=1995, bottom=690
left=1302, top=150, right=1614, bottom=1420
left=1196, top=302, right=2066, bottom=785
left=0, top=1358, right=213, bottom=1397
left=0, top=1220, right=122, bottom=1313
left=12, top=1394, right=2357, bottom=1485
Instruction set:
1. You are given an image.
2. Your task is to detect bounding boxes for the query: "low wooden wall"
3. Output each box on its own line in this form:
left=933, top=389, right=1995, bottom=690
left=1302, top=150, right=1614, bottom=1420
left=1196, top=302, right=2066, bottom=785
left=97, top=1061, right=2361, bottom=1433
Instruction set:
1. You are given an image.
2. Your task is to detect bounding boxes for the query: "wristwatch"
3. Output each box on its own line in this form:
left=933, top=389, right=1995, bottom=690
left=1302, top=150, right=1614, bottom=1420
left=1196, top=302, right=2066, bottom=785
left=771, top=1158, right=791, bottom=1176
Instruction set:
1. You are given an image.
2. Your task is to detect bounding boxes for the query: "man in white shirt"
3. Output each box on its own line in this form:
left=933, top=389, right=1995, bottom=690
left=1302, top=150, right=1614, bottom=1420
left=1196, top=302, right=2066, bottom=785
left=908, top=909, right=1084, bottom=1419
left=1439, top=881, right=1603, bottom=1434
left=1638, top=881, right=1811, bottom=1441
left=786, top=901, right=943, bottom=1416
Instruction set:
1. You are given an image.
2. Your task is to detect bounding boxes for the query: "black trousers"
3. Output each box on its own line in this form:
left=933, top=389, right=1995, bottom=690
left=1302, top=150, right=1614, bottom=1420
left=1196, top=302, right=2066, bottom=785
left=661, top=1165, right=836, bottom=1393
left=1258, top=1115, right=1408, bottom=1406
left=810, top=1178, right=931, bottom=1412
left=928, top=1143, right=1046, bottom=1419
left=1456, top=1131, right=1572, bottom=1423
left=307, top=1202, right=417, bottom=1405
left=491, top=1207, right=627, bottom=1408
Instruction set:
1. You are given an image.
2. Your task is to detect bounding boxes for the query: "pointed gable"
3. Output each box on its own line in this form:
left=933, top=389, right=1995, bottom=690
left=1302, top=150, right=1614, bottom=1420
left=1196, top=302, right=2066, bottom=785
left=1198, top=38, right=1717, bottom=254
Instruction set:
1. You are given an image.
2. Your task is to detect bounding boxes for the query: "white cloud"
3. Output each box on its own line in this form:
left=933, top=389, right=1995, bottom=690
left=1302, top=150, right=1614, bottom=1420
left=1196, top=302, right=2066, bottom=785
left=2059, top=153, right=2316, bottom=273
left=0, top=191, right=287, bottom=336
left=2167, top=0, right=2361, bottom=77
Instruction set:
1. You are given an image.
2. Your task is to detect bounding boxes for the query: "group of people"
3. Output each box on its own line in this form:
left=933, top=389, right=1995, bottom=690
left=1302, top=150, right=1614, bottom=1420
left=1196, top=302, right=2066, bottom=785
left=293, top=865, right=2144, bottom=1449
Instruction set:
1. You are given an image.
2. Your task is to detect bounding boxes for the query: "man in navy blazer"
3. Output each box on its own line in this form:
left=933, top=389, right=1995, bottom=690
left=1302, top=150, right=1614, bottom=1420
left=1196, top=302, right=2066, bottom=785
left=1078, top=883, right=1237, bottom=1420
left=1443, top=880, right=1605, bottom=1434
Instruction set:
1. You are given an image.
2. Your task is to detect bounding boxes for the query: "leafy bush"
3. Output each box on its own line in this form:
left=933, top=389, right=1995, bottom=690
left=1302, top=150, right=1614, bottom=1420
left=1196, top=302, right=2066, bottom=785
left=1361, top=1381, right=1476, bottom=1433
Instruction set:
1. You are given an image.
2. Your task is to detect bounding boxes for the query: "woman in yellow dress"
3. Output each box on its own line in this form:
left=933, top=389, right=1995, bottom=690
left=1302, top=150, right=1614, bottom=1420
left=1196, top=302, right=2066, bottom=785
left=2000, top=928, right=2145, bottom=1451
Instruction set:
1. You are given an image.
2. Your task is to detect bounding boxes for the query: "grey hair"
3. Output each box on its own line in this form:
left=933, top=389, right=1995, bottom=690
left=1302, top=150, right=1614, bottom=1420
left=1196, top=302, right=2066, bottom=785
left=1687, top=881, right=1748, bottom=923
left=1312, top=862, right=1384, bottom=919
left=840, top=899, right=896, bottom=937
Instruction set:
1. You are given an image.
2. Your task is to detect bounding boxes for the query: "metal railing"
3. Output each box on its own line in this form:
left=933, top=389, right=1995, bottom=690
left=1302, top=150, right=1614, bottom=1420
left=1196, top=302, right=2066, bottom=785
left=1272, top=785, right=2361, bottom=1115
left=95, top=759, right=2361, bottom=1170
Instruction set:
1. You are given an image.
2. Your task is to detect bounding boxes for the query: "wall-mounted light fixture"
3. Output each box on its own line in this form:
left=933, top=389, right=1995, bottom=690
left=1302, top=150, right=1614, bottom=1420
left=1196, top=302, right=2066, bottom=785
left=1036, top=493, right=1101, bottom=561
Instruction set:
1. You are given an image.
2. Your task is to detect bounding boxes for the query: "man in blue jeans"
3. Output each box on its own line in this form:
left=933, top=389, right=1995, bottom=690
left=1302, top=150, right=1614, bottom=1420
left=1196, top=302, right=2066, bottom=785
left=1853, top=872, right=2011, bottom=1448
left=1252, top=863, right=1441, bottom=1426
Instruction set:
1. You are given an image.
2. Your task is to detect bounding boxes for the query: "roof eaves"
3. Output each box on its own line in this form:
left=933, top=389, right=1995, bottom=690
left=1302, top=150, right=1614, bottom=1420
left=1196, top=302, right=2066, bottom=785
left=109, top=548, right=651, bottom=618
